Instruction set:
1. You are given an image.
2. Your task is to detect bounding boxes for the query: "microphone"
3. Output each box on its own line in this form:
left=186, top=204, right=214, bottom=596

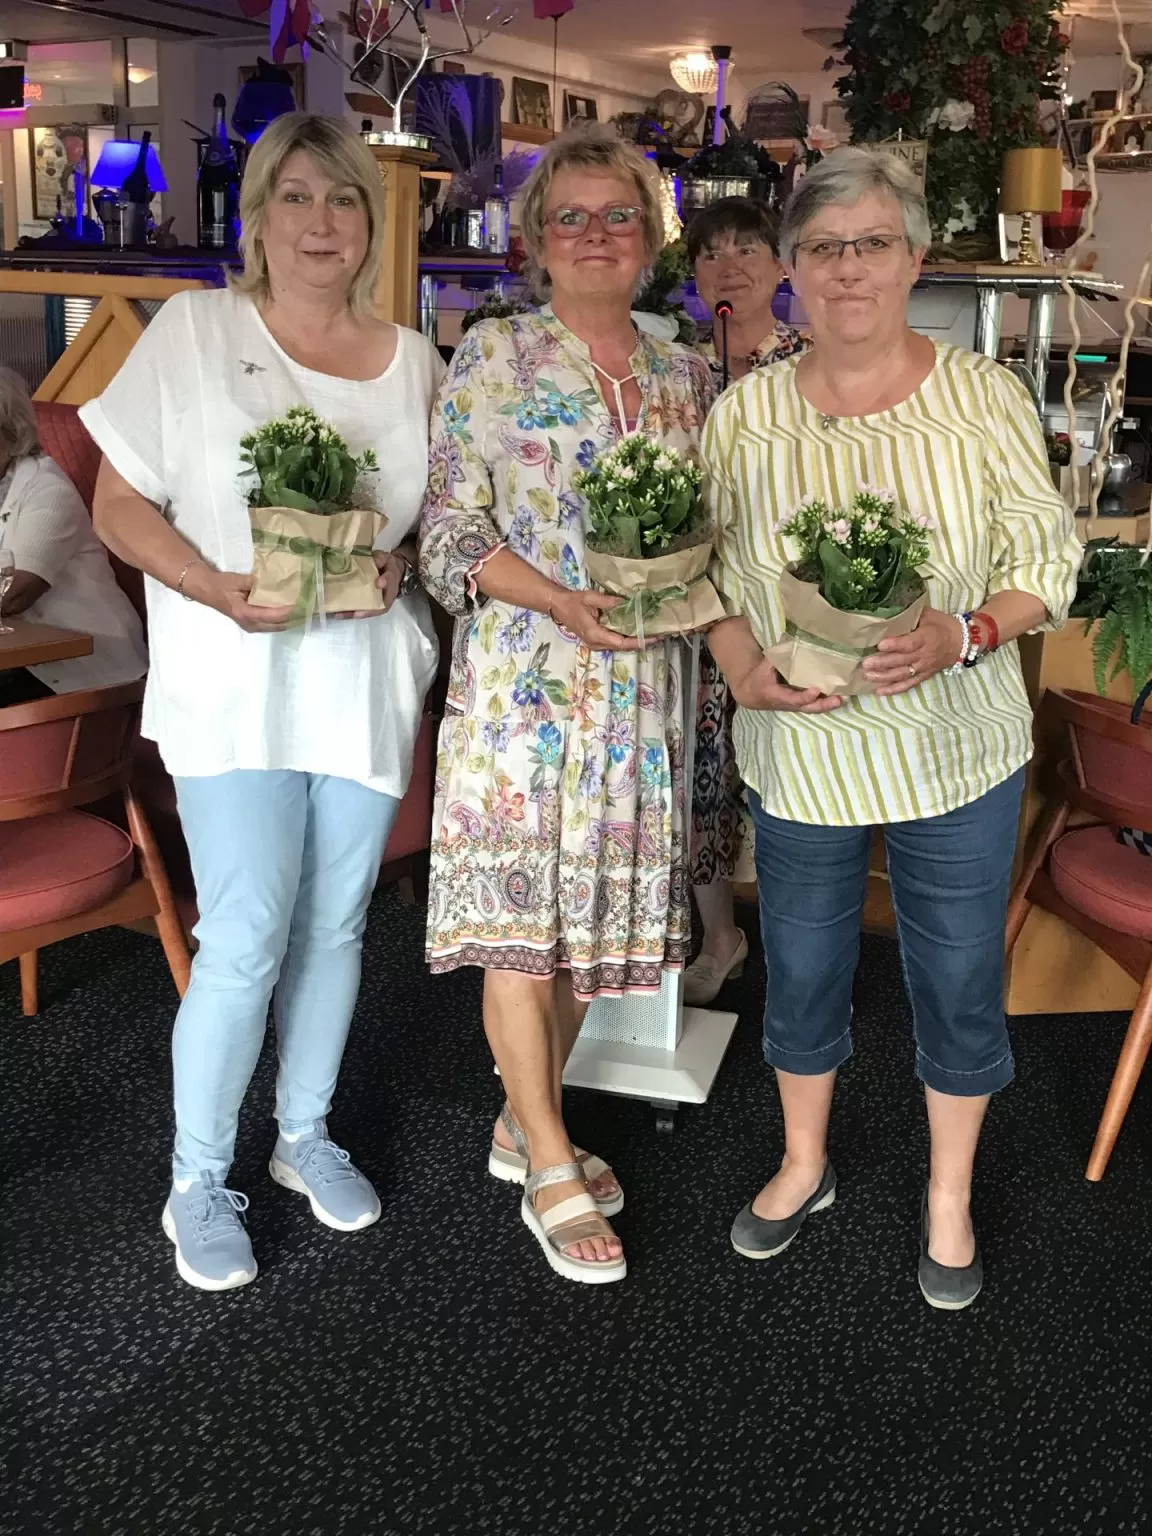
left=714, top=299, right=734, bottom=391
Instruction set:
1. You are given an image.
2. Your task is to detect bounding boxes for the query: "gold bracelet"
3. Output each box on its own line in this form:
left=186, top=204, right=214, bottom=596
left=177, top=558, right=203, bottom=602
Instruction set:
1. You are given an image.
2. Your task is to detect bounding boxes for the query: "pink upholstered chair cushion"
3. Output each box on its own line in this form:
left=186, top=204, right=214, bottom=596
left=0, top=811, right=135, bottom=931
left=1050, top=825, right=1152, bottom=941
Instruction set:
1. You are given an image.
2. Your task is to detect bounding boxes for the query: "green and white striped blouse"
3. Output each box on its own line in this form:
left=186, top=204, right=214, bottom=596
left=702, top=343, right=1082, bottom=827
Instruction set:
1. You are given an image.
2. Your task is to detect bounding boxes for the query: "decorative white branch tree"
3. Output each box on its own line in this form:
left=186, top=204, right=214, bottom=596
left=310, top=1, right=521, bottom=137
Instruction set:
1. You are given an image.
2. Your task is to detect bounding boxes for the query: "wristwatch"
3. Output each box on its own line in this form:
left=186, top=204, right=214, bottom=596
left=397, top=553, right=421, bottom=597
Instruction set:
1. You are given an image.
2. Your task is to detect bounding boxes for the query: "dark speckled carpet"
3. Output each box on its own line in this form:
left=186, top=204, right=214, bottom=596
left=3, top=890, right=1150, bottom=1536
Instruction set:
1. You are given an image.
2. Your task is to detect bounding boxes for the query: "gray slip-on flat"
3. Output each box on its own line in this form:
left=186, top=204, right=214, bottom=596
left=730, top=1161, right=837, bottom=1260
left=918, top=1188, right=982, bottom=1311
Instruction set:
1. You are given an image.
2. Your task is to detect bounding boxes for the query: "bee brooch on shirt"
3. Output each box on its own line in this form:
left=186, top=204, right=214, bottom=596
left=239, top=360, right=266, bottom=376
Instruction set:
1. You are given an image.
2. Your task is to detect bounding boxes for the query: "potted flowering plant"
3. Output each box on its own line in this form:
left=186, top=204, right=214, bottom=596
left=572, top=435, right=726, bottom=639
left=240, top=406, right=384, bottom=625
left=764, top=488, right=932, bottom=695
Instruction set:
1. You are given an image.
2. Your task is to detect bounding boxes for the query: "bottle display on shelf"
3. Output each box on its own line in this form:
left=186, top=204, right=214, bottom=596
left=484, top=161, right=510, bottom=255
left=198, top=93, right=241, bottom=250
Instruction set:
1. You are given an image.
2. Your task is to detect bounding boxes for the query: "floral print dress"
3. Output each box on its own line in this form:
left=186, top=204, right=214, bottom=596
left=419, top=309, right=713, bottom=999
left=691, top=322, right=811, bottom=886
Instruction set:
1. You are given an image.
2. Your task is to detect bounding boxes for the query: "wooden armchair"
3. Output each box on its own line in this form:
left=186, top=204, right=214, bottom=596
left=1005, top=688, right=1152, bottom=1180
left=0, top=681, right=191, bottom=1016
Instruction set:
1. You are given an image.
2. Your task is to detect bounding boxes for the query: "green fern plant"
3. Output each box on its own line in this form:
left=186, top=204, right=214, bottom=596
left=1069, top=538, right=1152, bottom=695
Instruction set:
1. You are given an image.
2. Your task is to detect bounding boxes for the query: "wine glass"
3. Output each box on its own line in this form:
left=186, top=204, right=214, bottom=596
left=0, top=549, right=15, bottom=635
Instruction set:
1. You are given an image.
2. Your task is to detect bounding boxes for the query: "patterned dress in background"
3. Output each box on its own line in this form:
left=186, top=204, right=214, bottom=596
left=418, top=309, right=714, bottom=1000
left=691, top=320, right=810, bottom=886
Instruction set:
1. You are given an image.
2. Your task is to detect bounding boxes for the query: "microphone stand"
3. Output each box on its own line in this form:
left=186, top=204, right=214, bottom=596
left=714, top=301, right=733, bottom=391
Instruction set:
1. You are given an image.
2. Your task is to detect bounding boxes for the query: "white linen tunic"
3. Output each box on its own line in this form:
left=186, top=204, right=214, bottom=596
left=80, top=288, right=444, bottom=797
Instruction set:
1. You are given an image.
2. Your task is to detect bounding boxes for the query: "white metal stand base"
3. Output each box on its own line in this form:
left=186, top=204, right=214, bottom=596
left=557, top=638, right=742, bottom=1131
left=563, top=1005, right=739, bottom=1130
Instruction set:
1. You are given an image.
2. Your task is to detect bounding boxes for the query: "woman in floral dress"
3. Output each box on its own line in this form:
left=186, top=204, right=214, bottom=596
left=419, top=125, right=711, bottom=1285
left=682, top=198, right=810, bottom=1006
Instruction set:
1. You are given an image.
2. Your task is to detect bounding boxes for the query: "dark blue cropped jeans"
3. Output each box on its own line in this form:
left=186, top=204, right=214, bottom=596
left=748, top=768, right=1025, bottom=1097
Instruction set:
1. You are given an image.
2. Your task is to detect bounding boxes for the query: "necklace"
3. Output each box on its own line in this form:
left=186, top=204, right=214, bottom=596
left=590, top=359, right=641, bottom=436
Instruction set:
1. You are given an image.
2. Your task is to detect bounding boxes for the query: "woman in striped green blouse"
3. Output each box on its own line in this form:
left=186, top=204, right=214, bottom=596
left=703, top=149, right=1081, bottom=1311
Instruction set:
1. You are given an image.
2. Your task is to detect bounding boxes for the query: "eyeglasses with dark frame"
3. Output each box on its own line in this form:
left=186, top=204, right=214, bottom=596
left=544, top=204, right=644, bottom=239
left=794, top=234, right=907, bottom=265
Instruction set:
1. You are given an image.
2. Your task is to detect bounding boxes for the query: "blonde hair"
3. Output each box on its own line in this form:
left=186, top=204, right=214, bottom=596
left=232, top=113, right=386, bottom=317
left=0, top=366, right=40, bottom=464
left=518, top=122, right=664, bottom=299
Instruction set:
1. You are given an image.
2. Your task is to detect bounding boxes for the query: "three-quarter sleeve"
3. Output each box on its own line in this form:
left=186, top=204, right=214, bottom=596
left=702, top=395, right=747, bottom=619
left=418, top=333, right=505, bottom=617
left=984, top=366, right=1081, bottom=630
left=78, top=291, right=191, bottom=507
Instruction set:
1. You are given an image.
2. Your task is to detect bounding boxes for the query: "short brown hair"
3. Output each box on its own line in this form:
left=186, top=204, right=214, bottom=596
left=519, top=122, right=664, bottom=298
left=231, top=112, right=386, bottom=317
left=686, top=198, right=781, bottom=264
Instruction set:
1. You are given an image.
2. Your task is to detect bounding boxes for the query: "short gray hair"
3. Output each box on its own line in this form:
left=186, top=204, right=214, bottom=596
left=0, top=366, right=40, bottom=463
left=779, top=146, right=931, bottom=263
left=519, top=122, right=664, bottom=299
left=231, top=112, right=386, bottom=319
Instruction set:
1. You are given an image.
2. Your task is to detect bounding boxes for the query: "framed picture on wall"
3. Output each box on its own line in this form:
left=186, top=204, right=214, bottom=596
left=563, top=92, right=598, bottom=125
left=239, top=60, right=305, bottom=112
left=29, top=124, right=89, bottom=221
left=822, top=100, right=850, bottom=139
left=512, top=77, right=552, bottom=131
left=744, top=94, right=809, bottom=143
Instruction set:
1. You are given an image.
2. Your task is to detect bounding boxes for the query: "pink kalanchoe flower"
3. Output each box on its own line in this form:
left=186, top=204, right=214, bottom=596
left=832, top=518, right=851, bottom=543
left=913, top=513, right=935, bottom=530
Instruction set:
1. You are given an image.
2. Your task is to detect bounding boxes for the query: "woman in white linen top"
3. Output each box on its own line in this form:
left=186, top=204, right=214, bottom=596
left=0, top=366, right=146, bottom=704
left=80, top=113, right=443, bottom=1293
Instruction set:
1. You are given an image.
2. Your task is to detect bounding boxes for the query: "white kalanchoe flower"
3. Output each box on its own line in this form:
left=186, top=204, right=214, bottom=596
left=933, top=99, right=976, bottom=133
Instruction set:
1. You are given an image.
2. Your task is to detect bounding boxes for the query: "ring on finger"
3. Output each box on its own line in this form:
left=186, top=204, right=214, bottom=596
left=908, top=664, right=917, bottom=677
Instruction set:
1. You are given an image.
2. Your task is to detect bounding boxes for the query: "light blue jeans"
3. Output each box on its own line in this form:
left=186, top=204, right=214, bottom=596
left=170, top=770, right=399, bottom=1180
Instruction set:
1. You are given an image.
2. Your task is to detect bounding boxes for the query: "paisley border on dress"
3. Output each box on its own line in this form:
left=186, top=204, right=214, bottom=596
left=427, top=938, right=690, bottom=1001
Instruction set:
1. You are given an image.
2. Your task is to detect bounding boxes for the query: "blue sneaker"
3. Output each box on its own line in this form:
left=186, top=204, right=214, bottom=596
left=161, top=1177, right=258, bottom=1291
left=269, top=1123, right=380, bottom=1231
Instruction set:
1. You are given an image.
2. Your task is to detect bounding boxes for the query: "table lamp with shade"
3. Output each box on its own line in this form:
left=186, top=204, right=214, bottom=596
left=91, top=135, right=168, bottom=247
left=998, top=146, right=1063, bottom=266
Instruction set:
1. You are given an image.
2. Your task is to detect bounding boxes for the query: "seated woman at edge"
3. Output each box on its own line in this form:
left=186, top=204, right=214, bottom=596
left=704, top=148, right=1080, bottom=1311
left=682, top=197, right=809, bottom=1005
left=419, top=124, right=713, bottom=1286
left=0, top=365, right=146, bottom=708
left=81, top=113, right=444, bottom=1292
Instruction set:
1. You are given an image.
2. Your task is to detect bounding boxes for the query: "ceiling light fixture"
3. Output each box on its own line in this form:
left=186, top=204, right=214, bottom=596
left=670, top=51, right=718, bottom=95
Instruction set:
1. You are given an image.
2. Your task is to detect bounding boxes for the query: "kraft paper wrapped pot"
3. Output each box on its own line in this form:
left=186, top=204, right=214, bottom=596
left=763, top=567, right=927, bottom=696
left=584, top=539, right=728, bottom=640
left=247, top=505, right=387, bottom=625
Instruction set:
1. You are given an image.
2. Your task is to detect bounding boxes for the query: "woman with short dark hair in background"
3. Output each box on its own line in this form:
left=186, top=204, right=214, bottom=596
left=681, top=199, right=808, bottom=1006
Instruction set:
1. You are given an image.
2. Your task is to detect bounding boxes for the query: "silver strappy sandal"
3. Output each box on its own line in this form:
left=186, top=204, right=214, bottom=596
left=488, top=1103, right=624, bottom=1217
left=521, top=1162, right=627, bottom=1285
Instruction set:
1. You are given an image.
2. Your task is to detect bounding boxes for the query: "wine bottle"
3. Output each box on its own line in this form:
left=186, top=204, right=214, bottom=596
left=484, top=161, right=509, bottom=256
left=198, top=93, right=240, bottom=250
left=122, top=131, right=152, bottom=203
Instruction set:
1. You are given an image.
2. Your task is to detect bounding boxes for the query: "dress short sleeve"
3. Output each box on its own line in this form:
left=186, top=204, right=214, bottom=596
left=78, top=290, right=193, bottom=507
